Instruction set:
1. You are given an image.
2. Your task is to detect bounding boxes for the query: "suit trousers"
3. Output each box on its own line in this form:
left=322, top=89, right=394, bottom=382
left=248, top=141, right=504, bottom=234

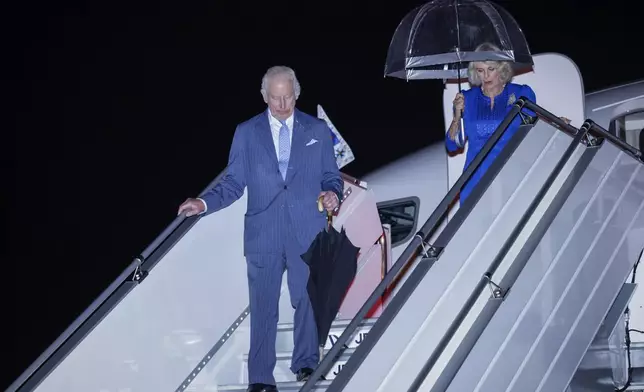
left=246, top=244, right=319, bottom=385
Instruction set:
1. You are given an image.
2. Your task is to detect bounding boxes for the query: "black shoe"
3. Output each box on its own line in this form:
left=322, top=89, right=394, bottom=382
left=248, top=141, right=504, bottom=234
left=296, top=367, right=314, bottom=382
left=246, top=383, right=278, bottom=392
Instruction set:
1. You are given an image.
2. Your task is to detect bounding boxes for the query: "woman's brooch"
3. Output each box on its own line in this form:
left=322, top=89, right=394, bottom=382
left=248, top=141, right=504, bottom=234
left=507, top=93, right=516, bottom=105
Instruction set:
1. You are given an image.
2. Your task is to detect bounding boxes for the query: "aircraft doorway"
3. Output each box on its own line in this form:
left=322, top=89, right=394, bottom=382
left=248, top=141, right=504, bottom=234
left=610, top=109, right=644, bottom=153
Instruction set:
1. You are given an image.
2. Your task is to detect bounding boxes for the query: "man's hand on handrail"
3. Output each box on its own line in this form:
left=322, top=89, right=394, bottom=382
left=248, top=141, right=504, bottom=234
left=178, top=198, right=206, bottom=217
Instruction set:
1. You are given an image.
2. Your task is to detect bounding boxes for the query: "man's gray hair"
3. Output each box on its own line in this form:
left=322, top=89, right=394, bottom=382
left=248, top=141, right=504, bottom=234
left=467, top=42, right=514, bottom=87
left=260, top=66, right=301, bottom=100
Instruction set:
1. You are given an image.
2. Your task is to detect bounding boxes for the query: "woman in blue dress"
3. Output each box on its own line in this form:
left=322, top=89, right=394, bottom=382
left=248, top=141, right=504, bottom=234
left=445, top=43, right=536, bottom=203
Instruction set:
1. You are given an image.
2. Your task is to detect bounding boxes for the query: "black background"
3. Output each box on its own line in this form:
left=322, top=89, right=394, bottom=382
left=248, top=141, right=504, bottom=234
left=4, top=0, right=639, bottom=388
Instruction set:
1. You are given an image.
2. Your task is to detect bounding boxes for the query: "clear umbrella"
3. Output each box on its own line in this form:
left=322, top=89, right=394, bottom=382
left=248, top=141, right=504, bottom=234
left=384, top=0, right=534, bottom=90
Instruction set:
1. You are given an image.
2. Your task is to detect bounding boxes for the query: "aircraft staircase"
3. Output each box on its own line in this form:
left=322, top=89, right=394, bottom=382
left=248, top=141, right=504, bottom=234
left=210, top=318, right=376, bottom=391
left=7, top=98, right=644, bottom=392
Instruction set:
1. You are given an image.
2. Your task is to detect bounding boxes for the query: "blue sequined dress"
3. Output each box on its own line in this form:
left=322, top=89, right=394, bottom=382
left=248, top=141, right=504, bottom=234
left=445, top=83, right=536, bottom=202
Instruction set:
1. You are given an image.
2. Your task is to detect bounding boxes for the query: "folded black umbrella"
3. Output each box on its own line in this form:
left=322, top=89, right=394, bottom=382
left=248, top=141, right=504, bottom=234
left=302, top=198, right=360, bottom=347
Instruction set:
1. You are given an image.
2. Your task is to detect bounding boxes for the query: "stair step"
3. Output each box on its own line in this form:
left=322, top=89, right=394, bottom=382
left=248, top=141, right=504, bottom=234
left=217, top=380, right=332, bottom=391
left=224, top=319, right=377, bottom=386
left=240, top=348, right=355, bottom=383
left=242, top=348, right=355, bottom=362
left=273, top=318, right=375, bottom=352
left=228, top=318, right=376, bottom=354
left=275, top=317, right=377, bottom=332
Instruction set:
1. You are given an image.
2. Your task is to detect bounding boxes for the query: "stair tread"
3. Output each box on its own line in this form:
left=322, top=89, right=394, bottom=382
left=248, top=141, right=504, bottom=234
left=276, top=318, right=377, bottom=331
left=217, top=380, right=332, bottom=391
left=242, top=347, right=355, bottom=361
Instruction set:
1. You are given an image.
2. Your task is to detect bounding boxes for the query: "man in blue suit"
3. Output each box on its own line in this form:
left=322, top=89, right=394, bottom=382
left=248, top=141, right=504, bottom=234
left=178, top=66, right=343, bottom=392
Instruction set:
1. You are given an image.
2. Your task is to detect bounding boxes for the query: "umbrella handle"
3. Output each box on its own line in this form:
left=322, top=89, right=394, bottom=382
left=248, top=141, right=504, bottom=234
left=317, top=196, right=334, bottom=230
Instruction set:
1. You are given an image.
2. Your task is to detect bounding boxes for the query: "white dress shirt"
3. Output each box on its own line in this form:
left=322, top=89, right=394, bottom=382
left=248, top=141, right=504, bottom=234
left=267, top=110, right=294, bottom=158
left=198, top=110, right=294, bottom=214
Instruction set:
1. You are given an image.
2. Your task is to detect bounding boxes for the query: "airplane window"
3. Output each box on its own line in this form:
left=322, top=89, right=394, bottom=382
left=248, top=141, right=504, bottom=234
left=610, top=110, right=644, bottom=152
left=377, top=197, right=420, bottom=247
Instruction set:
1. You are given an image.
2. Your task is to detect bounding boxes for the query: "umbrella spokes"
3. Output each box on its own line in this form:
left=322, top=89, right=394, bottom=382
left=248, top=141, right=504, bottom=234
left=384, top=0, right=534, bottom=82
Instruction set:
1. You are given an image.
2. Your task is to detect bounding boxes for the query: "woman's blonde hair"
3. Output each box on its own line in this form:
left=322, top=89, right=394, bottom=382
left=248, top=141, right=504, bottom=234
left=467, top=42, right=514, bottom=86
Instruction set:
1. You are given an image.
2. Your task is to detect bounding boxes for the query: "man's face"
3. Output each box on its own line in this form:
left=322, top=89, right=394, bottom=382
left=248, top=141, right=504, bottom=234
left=265, top=75, right=296, bottom=121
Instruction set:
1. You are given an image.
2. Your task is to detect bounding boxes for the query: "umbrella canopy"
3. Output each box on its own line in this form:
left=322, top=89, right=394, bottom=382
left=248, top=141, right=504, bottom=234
left=384, top=0, right=533, bottom=81
left=301, top=198, right=360, bottom=347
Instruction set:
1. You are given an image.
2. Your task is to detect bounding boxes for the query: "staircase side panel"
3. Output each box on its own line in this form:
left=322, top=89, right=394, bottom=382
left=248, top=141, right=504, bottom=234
left=31, top=194, right=251, bottom=392
left=331, top=122, right=566, bottom=392
left=445, top=144, right=644, bottom=392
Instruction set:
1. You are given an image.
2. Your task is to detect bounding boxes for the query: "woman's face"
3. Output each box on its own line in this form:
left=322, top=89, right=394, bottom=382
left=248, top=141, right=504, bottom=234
left=474, top=61, right=502, bottom=90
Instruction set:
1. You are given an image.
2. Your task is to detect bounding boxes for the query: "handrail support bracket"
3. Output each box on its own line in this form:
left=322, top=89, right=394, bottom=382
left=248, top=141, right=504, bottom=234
left=130, top=256, right=149, bottom=284
left=484, top=273, right=505, bottom=299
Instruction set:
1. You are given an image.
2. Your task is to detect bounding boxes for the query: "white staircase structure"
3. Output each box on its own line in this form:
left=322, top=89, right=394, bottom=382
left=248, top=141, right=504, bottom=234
left=7, top=58, right=644, bottom=392
left=217, top=319, right=376, bottom=391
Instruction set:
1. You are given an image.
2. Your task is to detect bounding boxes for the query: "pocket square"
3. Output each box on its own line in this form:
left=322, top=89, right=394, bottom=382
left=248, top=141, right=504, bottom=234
left=306, top=138, right=318, bottom=146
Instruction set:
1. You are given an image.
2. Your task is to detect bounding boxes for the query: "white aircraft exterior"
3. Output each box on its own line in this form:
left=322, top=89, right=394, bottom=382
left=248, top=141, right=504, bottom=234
left=7, top=53, right=644, bottom=392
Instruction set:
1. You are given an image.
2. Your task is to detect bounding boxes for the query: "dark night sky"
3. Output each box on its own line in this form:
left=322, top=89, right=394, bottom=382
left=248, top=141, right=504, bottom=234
left=3, top=0, right=640, bottom=389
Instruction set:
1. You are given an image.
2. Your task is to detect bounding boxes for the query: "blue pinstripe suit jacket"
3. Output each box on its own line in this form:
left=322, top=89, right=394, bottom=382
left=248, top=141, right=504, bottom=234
left=201, top=109, right=344, bottom=255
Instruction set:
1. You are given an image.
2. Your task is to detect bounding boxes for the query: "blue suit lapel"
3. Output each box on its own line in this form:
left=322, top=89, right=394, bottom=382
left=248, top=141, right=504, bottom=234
left=286, top=109, right=310, bottom=183
left=255, top=111, right=279, bottom=170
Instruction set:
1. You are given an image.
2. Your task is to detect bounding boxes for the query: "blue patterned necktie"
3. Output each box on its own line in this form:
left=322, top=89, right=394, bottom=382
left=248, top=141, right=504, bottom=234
left=278, top=120, right=290, bottom=180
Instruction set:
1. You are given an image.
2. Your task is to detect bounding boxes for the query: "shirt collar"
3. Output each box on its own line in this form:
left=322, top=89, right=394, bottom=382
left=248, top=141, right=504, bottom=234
left=268, top=109, right=294, bottom=131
